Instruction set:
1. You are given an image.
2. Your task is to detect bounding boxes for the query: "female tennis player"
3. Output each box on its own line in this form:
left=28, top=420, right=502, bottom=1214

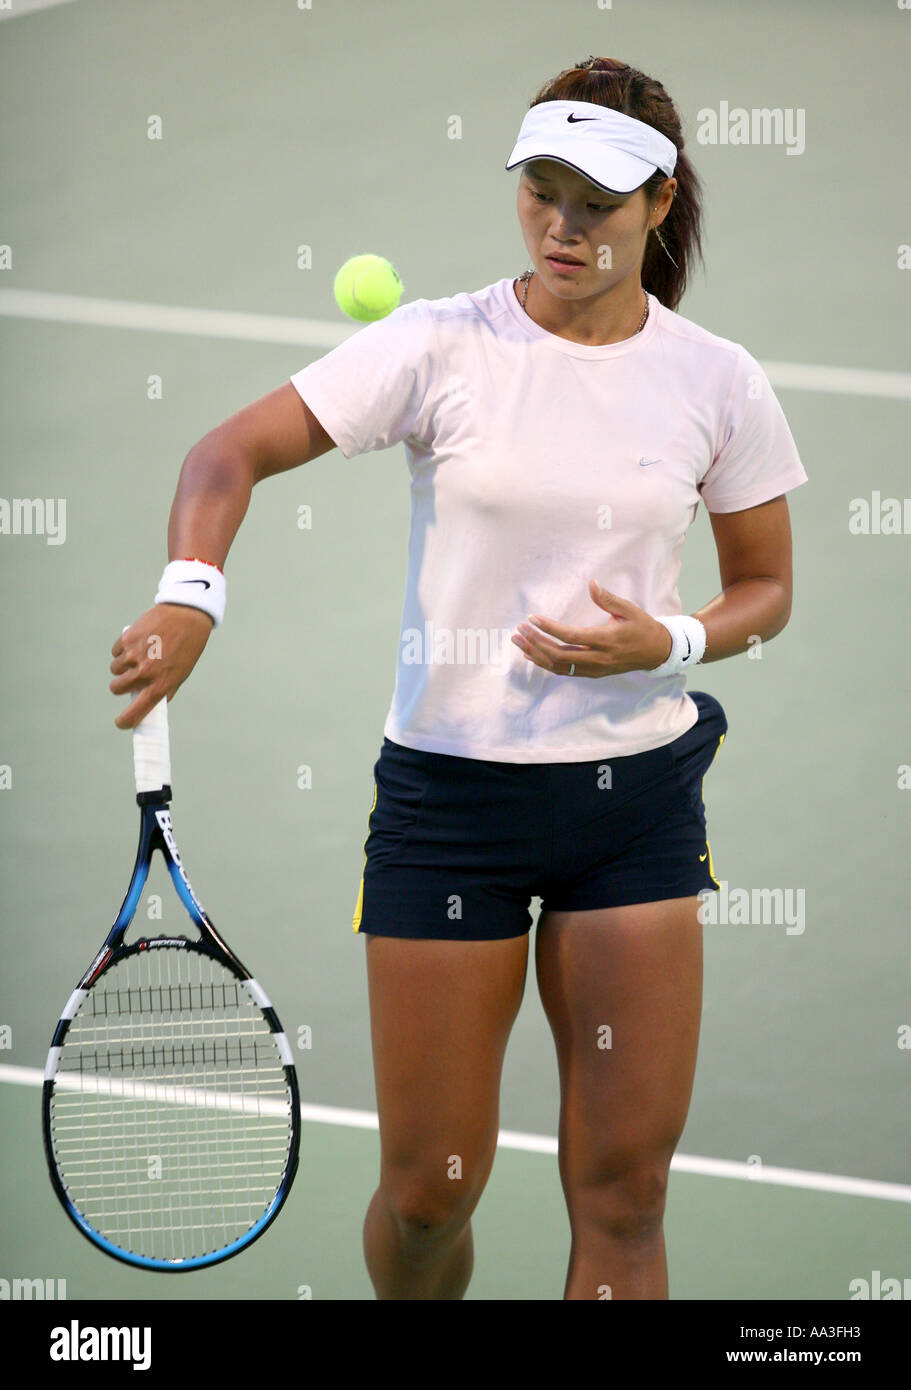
left=110, top=57, right=807, bottom=1299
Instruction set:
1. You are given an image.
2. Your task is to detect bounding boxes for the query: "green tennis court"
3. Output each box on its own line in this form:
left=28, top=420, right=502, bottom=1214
left=1, top=0, right=909, bottom=1305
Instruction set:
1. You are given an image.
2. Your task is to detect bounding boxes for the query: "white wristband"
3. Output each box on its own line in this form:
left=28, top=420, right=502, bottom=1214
left=646, top=615, right=706, bottom=677
left=155, top=559, right=226, bottom=627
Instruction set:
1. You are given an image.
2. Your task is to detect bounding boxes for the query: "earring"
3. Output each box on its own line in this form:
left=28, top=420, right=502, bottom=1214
left=649, top=200, right=679, bottom=268
left=653, top=223, right=679, bottom=269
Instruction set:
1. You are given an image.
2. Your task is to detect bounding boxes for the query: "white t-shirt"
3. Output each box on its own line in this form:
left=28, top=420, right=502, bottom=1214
left=289, top=277, right=808, bottom=763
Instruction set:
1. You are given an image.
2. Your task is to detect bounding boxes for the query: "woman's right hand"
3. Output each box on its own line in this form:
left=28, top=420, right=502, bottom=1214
left=110, top=604, right=214, bottom=729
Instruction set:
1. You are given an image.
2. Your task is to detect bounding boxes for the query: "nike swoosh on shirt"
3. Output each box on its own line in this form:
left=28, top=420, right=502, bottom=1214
left=699, top=852, right=708, bottom=861
left=639, top=457, right=663, bottom=467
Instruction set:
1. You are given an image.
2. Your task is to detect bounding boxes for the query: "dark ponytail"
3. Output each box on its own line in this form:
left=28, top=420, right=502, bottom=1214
left=526, top=56, right=704, bottom=310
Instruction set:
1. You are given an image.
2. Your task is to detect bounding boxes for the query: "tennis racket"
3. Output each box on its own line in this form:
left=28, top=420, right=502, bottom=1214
left=42, top=695, right=301, bottom=1271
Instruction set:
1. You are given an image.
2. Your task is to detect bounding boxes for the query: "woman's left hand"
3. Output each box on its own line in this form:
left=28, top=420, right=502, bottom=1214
left=511, top=579, right=674, bottom=678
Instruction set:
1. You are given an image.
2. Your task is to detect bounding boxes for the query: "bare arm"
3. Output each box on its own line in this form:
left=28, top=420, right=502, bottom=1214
left=695, top=494, right=793, bottom=661
left=166, top=383, right=337, bottom=566
left=110, top=384, right=337, bottom=727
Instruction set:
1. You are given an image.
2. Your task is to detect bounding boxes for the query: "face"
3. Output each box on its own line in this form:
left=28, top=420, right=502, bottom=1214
left=517, top=158, right=674, bottom=296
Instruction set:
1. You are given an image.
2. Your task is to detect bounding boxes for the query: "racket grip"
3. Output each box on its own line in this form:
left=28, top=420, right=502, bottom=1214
left=133, top=695, right=172, bottom=795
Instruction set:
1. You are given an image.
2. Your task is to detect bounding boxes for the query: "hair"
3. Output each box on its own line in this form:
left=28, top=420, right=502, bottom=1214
left=525, top=56, right=704, bottom=311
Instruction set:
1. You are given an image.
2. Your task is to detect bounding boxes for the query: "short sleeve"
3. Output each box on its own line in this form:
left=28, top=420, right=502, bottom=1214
left=699, top=347, right=808, bottom=513
left=289, top=298, right=437, bottom=459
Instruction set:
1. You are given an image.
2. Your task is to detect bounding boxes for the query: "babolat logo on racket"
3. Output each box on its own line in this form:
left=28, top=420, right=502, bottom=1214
left=154, top=809, right=206, bottom=916
left=84, top=946, right=112, bottom=987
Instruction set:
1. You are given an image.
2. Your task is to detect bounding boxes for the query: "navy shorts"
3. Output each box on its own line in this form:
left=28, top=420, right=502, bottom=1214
left=352, top=691, right=728, bottom=941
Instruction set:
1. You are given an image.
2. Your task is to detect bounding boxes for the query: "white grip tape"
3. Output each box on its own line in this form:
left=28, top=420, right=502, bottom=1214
left=133, top=696, right=172, bottom=794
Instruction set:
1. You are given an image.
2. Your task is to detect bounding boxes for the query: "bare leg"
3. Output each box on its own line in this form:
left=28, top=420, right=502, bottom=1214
left=362, top=933, right=529, bottom=1299
left=535, top=897, right=703, bottom=1300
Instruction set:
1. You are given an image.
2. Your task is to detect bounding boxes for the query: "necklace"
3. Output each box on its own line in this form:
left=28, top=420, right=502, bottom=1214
left=518, top=268, right=649, bottom=335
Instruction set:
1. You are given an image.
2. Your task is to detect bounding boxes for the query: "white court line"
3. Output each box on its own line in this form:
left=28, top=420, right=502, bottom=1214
left=6, top=1062, right=910, bottom=1204
left=0, top=288, right=351, bottom=350
left=0, top=0, right=78, bottom=20
left=760, top=359, right=911, bottom=401
left=47, top=1067, right=291, bottom=1116
left=1, top=287, right=910, bottom=399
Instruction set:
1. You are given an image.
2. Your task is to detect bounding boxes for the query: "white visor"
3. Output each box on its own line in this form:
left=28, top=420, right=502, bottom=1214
left=505, top=99, right=677, bottom=194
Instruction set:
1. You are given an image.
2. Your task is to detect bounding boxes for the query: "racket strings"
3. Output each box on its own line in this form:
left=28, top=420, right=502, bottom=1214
left=49, top=946, right=294, bottom=1263
left=88, top=977, right=249, bottom=1017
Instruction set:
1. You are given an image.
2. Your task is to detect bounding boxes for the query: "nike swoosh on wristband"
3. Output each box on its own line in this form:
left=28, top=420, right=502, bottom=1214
left=177, top=578, right=211, bottom=589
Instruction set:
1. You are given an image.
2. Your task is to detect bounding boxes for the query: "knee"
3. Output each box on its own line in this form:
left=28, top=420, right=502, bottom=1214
left=573, top=1159, right=671, bottom=1244
left=381, top=1169, right=480, bottom=1257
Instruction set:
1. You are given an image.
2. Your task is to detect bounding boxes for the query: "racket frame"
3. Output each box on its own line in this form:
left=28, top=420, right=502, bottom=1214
left=42, top=772, right=301, bottom=1272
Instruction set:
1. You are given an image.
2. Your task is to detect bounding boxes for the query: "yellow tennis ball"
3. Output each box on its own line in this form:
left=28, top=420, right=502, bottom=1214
left=333, top=254, right=403, bottom=322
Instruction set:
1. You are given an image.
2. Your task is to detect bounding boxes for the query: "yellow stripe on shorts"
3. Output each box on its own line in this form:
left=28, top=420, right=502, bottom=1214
left=702, top=730, right=725, bottom=889
left=352, top=782, right=378, bottom=933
